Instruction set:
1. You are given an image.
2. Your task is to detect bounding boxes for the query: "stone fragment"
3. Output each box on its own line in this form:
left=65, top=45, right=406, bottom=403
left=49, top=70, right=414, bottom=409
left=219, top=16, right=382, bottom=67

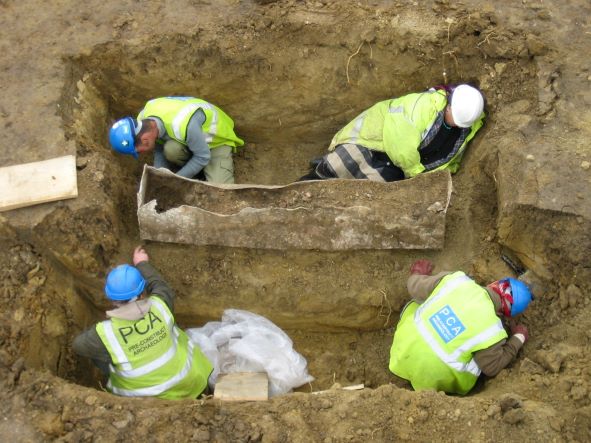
left=565, top=284, right=582, bottom=308
left=192, top=428, right=211, bottom=442
left=581, top=161, right=590, bottom=170
left=112, top=411, right=134, bottom=429
left=570, top=385, right=588, bottom=401
left=519, top=358, right=545, bottom=375
left=498, top=393, right=523, bottom=412
left=526, top=34, right=548, bottom=55
left=548, top=416, right=564, bottom=432
left=112, top=420, right=129, bottom=429
left=503, top=408, right=526, bottom=424
left=533, top=350, right=565, bottom=373
left=559, top=288, right=570, bottom=310
left=487, top=404, right=501, bottom=417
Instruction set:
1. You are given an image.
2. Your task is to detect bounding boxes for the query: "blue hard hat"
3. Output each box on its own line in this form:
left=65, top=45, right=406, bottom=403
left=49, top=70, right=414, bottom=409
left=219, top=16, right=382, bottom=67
left=109, top=117, right=139, bottom=158
left=104, top=264, right=146, bottom=301
left=504, top=278, right=534, bottom=316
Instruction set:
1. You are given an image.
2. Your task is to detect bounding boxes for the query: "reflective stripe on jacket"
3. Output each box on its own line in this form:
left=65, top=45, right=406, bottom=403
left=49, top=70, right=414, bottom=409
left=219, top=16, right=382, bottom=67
left=96, top=296, right=212, bottom=400
left=138, top=97, right=244, bottom=150
left=389, top=272, right=507, bottom=395
left=329, top=90, right=484, bottom=178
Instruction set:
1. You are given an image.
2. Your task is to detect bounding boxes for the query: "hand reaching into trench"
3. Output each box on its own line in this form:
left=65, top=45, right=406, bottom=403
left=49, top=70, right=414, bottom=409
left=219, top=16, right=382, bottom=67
left=133, top=246, right=149, bottom=265
left=410, top=259, right=434, bottom=276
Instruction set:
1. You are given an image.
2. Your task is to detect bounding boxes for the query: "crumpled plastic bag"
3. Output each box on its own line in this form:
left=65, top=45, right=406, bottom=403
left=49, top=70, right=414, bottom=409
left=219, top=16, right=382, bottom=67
left=186, top=309, right=314, bottom=397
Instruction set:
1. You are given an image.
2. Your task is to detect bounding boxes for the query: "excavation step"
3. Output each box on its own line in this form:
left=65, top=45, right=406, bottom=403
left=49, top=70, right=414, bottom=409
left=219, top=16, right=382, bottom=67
left=137, top=166, right=452, bottom=250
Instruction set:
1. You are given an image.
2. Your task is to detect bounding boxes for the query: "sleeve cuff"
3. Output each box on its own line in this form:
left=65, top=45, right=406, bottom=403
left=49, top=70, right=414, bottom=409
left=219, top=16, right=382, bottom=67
left=513, top=333, right=526, bottom=344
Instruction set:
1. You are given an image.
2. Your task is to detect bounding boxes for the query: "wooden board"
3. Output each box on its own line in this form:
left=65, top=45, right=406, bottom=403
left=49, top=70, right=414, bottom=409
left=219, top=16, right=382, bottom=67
left=213, top=372, right=269, bottom=402
left=0, top=155, right=78, bottom=211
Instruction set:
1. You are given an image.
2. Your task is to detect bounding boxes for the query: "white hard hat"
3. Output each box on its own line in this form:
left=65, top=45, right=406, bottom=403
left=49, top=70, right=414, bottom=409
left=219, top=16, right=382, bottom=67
left=450, top=84, right=484, bottom=128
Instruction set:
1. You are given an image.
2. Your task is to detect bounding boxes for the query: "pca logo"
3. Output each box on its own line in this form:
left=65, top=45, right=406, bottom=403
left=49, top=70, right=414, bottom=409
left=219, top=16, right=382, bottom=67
left=428, top=305, right=466, bottom=343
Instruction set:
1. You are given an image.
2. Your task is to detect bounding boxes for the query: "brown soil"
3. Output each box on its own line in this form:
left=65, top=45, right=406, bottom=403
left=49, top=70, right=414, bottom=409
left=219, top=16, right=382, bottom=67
left=1, top=0, right=590, bottom=442
left=147, top=171, right=415, bottom=213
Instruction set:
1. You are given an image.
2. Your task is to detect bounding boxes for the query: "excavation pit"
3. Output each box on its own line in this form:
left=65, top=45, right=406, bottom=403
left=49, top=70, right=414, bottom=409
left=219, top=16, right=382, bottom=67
left=56, top=7, right=541, bottom=389
left=56, top=18, right=542, bottom=395
left=4, top=1, right=590, bottom=440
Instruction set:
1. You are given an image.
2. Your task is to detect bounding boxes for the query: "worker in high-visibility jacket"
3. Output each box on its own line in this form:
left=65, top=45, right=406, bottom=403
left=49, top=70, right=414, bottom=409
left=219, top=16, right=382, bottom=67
left=301, top=84, right=485, bottom=182
left=73, top=246, right=213, bottom=400
left=389, top=259, right=533, bottom=395
left=109, top=97, right=244, bottom=183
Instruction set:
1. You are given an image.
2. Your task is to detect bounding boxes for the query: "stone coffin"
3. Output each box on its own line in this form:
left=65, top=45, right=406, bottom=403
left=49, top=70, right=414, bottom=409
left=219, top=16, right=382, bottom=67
left=137, top=166, right=452, bottom=250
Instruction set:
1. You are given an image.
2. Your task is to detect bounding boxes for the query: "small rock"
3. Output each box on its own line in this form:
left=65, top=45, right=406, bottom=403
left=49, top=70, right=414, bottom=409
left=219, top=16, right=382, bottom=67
left=565, top=284, right=582, bottom=308
left=494, top=63, right=507, bottom=75
left=526, top=154, right=535, bottom=161
left=548, top=416, right=564, bottom=432
left=519, top=358, right=545, bottom=375
left=533, top=350, right=565, bottom=373
left=581, top=161, right=590, bottom=170
left=84, top=395, right=97, bottom=406
left=498, top=393, right=523, bottom=412
left=36, top=412, right=64, bottom=436
left=319, top=398, right=332, bottom=409
left=76, top=158, right=88, bottom=170
left=112, top=411, right=134, bottom=429
left=526, top=34, right=548, bottom=56
left=570, top=385, right=588, bottom=401
left=427, top=201, right=444, bottom=213
left=559, top=289, right=570, bottom=310
left=416, top=409, right=429, bottom=422
left=559, top=379, right=573, bottom=392
left=503, top=408, right=526, bottom=424
left=192, top=428, right=210, bottom=442
left=112, top=420, right=129, bottom=430
left=10, top=357, right=25, bottom=377
left=487, top=404, right=501, bottom=417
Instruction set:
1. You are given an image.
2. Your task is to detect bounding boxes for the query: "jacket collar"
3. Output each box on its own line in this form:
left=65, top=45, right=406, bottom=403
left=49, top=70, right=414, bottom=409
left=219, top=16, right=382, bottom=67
left=106, top=298, right=153, bottom=321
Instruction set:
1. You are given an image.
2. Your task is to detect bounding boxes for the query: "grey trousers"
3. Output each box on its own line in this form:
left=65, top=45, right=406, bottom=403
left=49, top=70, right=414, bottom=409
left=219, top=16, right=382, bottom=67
left=163, top=140, right=235, bottom=184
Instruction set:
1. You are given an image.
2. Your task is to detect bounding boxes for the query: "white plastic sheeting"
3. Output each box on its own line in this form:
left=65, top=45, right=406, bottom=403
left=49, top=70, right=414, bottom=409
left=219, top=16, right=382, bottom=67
left=186, top=309, right=314, bottom=397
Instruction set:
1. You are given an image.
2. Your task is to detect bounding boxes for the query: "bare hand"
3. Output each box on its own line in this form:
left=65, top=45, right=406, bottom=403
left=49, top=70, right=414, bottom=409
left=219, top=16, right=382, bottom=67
left=133, top=246, right=149, bottom=266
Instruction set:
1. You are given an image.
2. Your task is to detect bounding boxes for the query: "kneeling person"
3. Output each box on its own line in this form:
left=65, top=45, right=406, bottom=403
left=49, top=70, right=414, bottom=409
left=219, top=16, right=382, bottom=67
left=302, top=84, right=484, bottom=182
left=389, top=259, right=533, bottom=395
left=73, top=246, right=213, bottom=400
left=109, top=97, right=244, bottom=183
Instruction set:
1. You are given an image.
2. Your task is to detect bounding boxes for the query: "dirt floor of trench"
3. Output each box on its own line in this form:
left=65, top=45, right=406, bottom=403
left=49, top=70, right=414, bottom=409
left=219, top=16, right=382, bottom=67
left=1, top=0, right=591, bottom=442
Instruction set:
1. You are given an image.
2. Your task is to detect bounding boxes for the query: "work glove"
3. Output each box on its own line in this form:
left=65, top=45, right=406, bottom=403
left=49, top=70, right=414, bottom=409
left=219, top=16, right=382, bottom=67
left=410, top=259, right=434, bottom=276
left=133, top=246, right=150, bottom=266
left=510, top=324, right=529, bottom=343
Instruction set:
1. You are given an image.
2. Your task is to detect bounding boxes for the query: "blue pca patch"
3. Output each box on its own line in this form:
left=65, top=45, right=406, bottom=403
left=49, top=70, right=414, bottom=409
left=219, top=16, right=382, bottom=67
left=428, top=305, right=466, bottom=343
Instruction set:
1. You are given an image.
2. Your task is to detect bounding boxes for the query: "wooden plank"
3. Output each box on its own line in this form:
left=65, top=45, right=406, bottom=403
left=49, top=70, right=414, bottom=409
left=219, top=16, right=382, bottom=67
left=213, top=372, right=269, bottom=402
left=0, top=155, right=78, bottom=212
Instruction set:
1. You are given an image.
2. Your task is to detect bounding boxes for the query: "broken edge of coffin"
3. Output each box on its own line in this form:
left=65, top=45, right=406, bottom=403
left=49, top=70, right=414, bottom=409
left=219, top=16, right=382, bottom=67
left=137, top=165, right=452, bottom=250
left=213, top=372, right=269, bottom=402
left=0, top=155, right=78, bottom=212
